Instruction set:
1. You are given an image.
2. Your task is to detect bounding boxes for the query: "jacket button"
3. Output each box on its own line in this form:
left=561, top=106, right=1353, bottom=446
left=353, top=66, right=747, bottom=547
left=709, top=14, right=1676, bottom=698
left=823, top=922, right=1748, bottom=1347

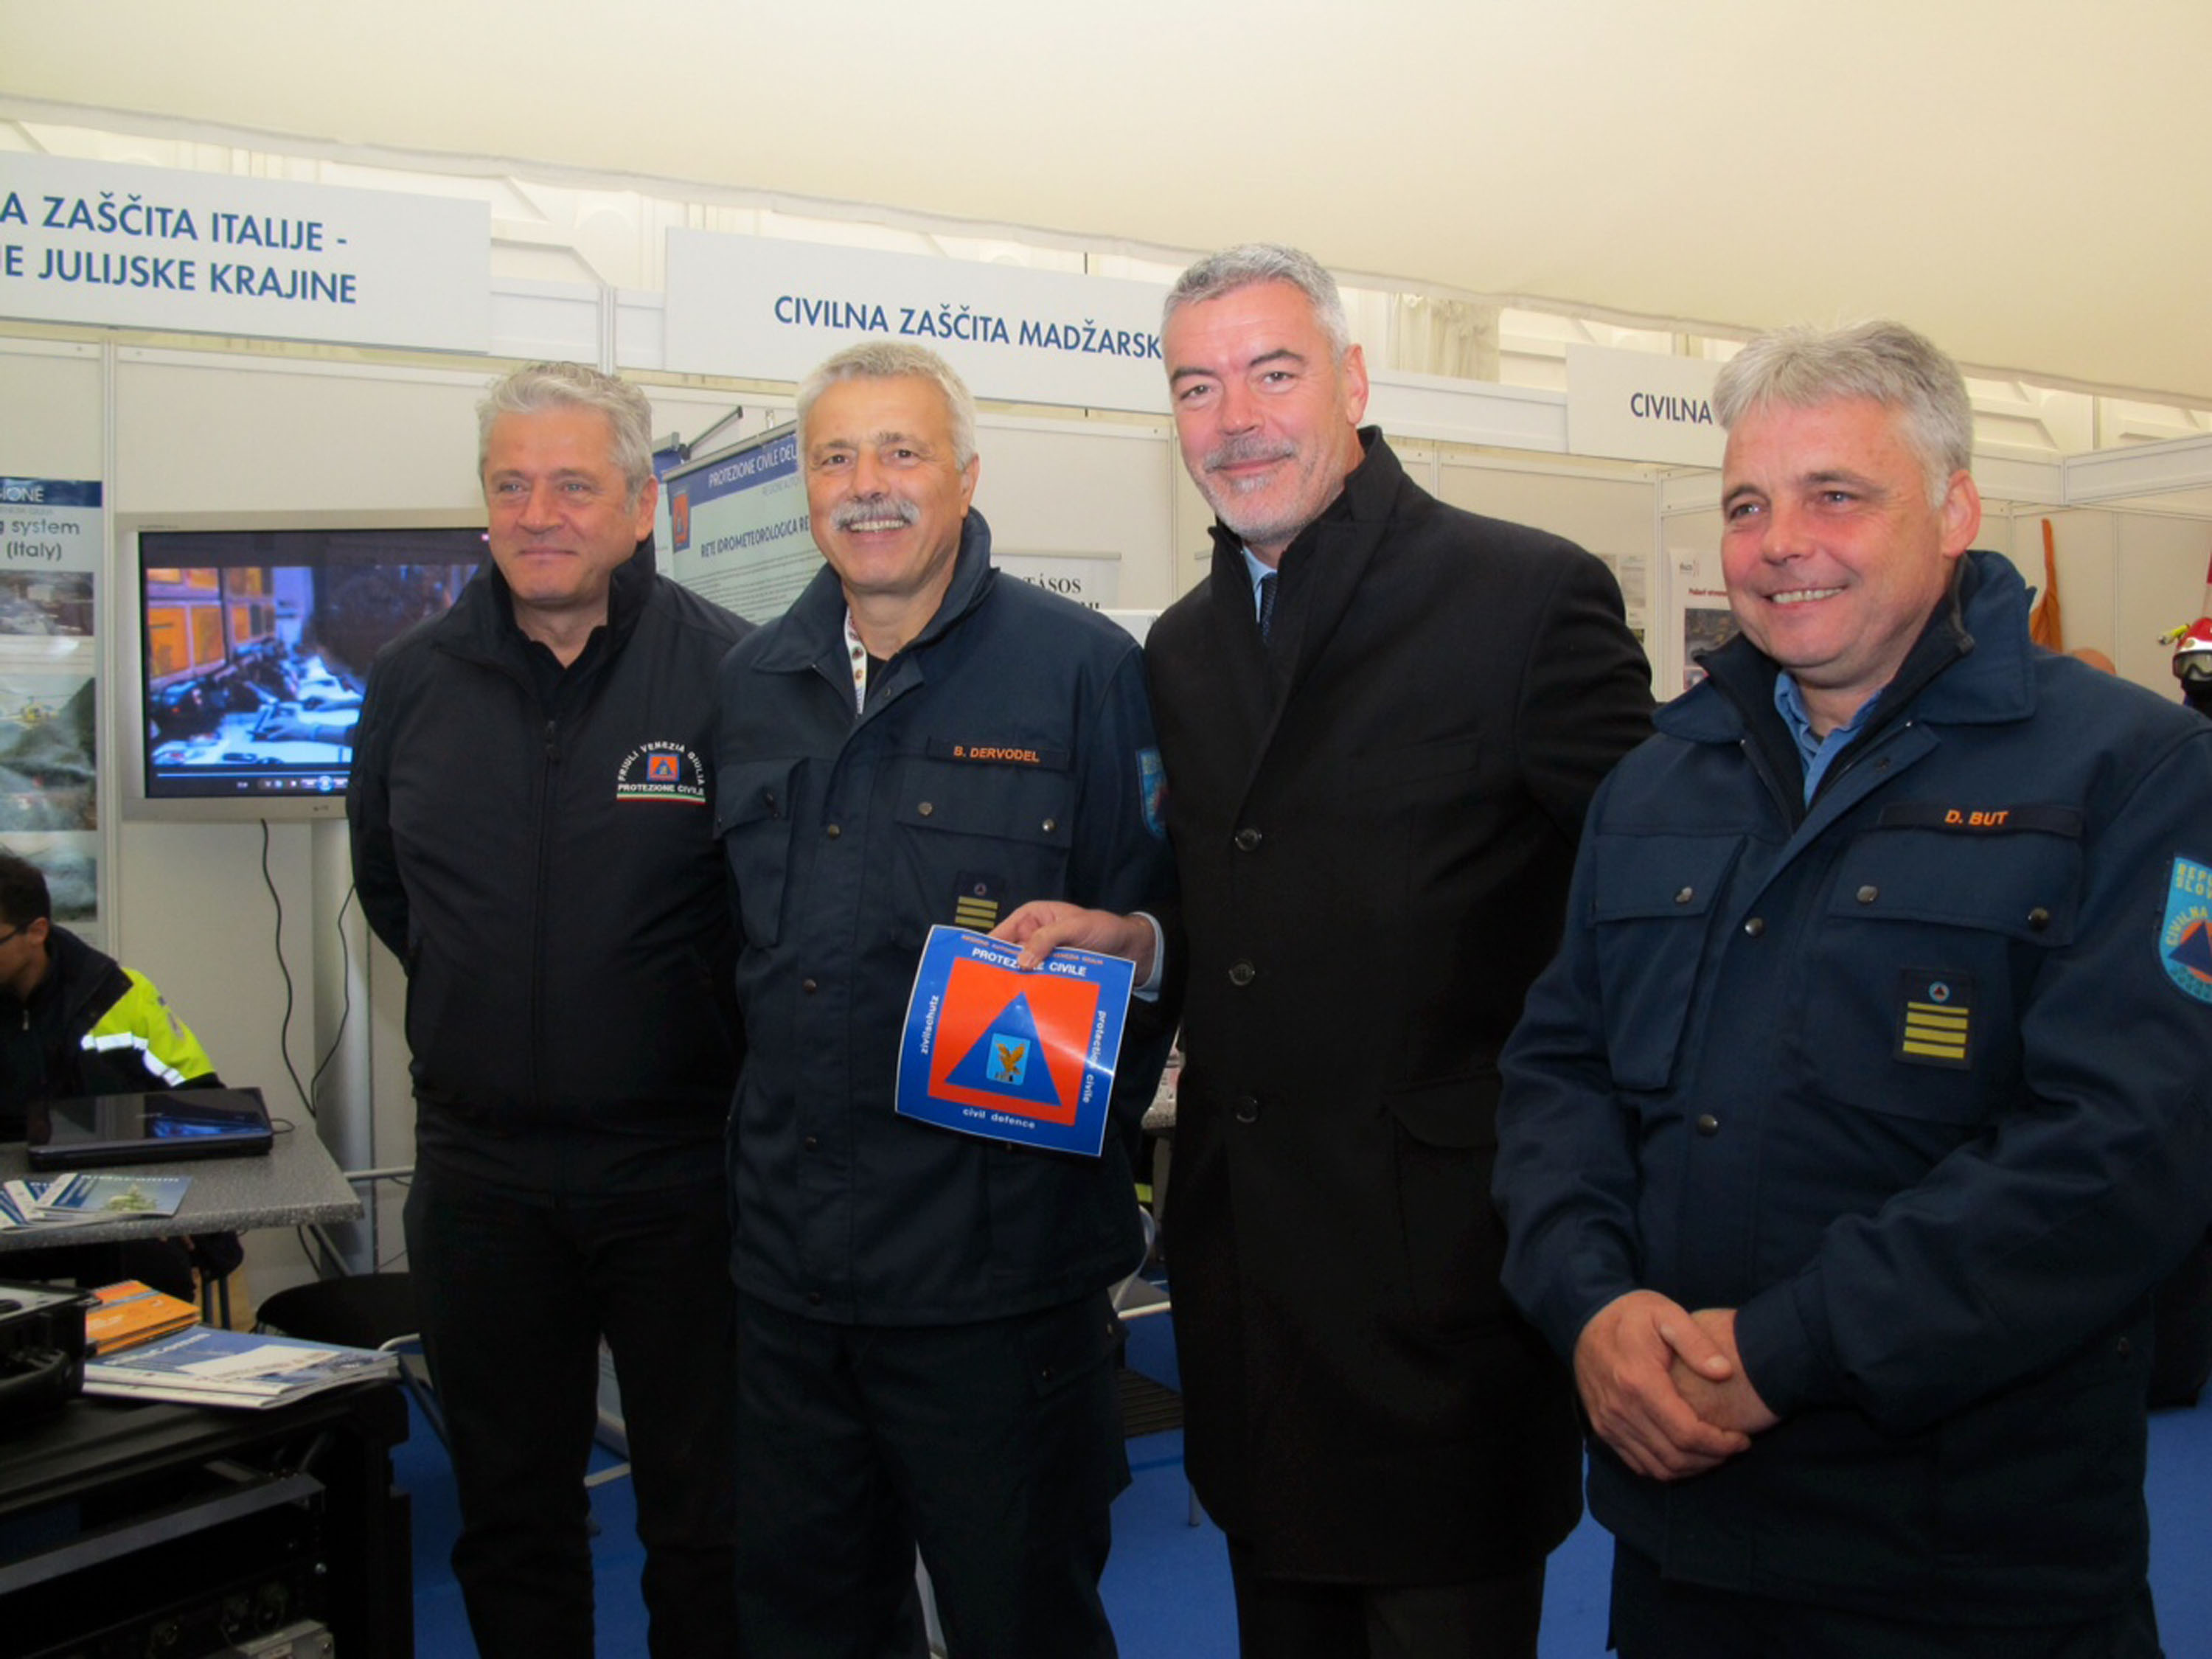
left=1856, top=885, right=1879, bottom=904
left=801, top=978, right=818, bottom=994
left=1233, top=1095, right=1259, bottom=1123
left=1234, top=827, right=1262, bottom=852
left=1228, top=960, right=1256, bottom=987
left=803, top=1135, right=818, bottom=1152
left=807, top=1290, right=824, bottom=1306
left=2028, top=907, right=2051, bottom=931
left=1674, top=887, right=1694, bottom=905
left=917, top=801, right=934, bottom=817
left=1742, top=917, right=1765, bottom=937
left=2117, top=1336, right=2133, bottom=1358
left=1041, top=817, right=1058, bottom=834
left=1695, top=1113, right=1720, bottom=1136
left=825, top=823, right=842, bottom=839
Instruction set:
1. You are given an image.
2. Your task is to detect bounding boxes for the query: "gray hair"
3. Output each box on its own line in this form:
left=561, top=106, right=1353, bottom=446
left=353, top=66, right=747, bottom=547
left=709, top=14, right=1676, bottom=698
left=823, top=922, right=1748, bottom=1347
left=1713, top=321, right=1973, bottom=507
left=477, top=362, right=656, bottom=506
left=1164, top=243, right=1352, bottom=361
left=796, top=341, right=978, bottom=469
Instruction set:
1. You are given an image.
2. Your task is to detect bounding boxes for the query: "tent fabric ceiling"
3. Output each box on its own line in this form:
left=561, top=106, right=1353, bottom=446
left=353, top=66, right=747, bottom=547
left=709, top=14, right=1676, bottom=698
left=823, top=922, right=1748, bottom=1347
left=4, top=0, right=2205, bottom=405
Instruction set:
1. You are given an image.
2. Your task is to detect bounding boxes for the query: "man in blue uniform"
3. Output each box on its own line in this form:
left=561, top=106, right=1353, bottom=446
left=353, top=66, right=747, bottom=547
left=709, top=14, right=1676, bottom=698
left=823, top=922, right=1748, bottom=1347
left=1495, top=320, right=2212, bottom=1656
left=714, top=341, right=1175, bottom=1658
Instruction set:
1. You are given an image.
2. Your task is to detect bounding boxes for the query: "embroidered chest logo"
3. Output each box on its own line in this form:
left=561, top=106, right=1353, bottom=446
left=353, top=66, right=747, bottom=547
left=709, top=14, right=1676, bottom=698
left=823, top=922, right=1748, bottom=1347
left=614, top=741, right=708, bottom=806
left=1896, top=970, right=1973, bottom=1068
left=2160, top=857, right=2212, bottom=1004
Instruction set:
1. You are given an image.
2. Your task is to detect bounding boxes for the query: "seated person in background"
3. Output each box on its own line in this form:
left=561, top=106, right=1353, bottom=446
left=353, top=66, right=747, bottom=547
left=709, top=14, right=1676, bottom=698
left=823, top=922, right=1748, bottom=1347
left=0, top=846, right=241, bottom=1302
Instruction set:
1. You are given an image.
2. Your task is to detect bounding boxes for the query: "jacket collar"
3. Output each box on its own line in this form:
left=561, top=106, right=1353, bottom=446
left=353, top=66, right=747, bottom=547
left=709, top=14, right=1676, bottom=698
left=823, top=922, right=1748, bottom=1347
left=1203, top=428, right=1399, bottom=679
left=22, top=922, right=126, bottom=1032
left=1203, top=426, right=1398, bottom=575
left=448, top=535, right=658, bottom=661
left=753, top=509, right=997, bottom=672
left=1663, top=548, right=2034, bottom=751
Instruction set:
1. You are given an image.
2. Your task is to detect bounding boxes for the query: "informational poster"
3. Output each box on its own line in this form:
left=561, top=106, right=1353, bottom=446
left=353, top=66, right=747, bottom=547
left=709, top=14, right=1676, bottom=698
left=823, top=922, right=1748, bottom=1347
left=663, top=426, right=820, bottom=622
left=1592, top=549, right=1649, bottom=647
left=1681, top=600, right=1736, bottom=692
left=0, top=477, right=103, bottom=922
left=895, top=925, right=1135, bottom=1157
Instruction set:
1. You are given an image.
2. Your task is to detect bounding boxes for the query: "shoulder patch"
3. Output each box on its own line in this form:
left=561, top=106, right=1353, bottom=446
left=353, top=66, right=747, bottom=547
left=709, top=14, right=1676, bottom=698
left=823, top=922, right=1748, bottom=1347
left=1138, top=746, right=1166, bottom=841
left=2160, top=857, right=2212, bottom=1004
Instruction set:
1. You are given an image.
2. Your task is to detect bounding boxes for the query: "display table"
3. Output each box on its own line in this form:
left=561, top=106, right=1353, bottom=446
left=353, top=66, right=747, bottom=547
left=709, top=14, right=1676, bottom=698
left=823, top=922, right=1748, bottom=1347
left=0, top=1380, right=412, bottom=1658
left=0, top=1126, right=362, bottom=1251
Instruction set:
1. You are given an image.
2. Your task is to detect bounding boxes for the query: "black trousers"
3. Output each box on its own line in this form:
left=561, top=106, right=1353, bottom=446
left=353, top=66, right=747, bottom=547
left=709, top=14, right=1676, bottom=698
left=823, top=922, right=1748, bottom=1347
left=1225, top=1536, right=1545, bottom=1659
left=734, top=1291, right=1128, bottom=1659
left=406, top=1165, right=738, bottom=1659
left=1609, top=1543, right=2164, bottom=1659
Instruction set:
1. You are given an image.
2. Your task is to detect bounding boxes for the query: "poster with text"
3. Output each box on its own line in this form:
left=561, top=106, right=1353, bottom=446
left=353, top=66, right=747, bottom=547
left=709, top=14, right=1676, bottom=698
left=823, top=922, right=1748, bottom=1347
left=1, top=477, right=103, bottom=922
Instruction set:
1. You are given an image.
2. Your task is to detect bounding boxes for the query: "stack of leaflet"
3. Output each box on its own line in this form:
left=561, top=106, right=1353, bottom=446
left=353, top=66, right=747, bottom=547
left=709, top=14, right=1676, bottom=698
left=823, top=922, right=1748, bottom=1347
left=83, top=1324, right=397, bottom=1409
left=0, top=1172, right=192, bottom=1230
left=83, top=1279, right=202, bottom=1356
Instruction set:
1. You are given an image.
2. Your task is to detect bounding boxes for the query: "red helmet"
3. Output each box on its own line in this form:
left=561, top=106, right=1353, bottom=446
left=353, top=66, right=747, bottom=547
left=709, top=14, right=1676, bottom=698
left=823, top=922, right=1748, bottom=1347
left=2173, top=617, right=2212, bottom=684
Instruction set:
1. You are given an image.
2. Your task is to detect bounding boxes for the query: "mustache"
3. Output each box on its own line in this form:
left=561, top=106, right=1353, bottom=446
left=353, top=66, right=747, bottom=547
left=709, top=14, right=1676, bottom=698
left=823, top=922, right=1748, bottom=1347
left=1203, top=436, right=1297, bottom=474
left=830, top=493, right=920, bottom=531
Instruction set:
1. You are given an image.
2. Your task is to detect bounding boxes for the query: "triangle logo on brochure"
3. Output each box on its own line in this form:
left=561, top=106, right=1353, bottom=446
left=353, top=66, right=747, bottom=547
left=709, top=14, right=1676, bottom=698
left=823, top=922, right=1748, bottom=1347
left=928, top=960, right=1097, bottom=1127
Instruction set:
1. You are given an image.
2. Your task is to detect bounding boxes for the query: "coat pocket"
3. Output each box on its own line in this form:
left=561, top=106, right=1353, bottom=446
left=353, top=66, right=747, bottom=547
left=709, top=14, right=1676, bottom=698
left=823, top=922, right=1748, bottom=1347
left=1590, top=832, right=1744, bottom=1091
left=1809, top=827, right=2081, bottom=1125
left=1385, top=1069, right=1503, bottom=1330
left=714, top=757, right=800, bottom=947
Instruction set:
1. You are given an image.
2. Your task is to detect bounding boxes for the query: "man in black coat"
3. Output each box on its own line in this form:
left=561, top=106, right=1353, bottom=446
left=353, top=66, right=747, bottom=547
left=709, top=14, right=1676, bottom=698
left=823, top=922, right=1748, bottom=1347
left=999, top=244, right=1652, bottom=1657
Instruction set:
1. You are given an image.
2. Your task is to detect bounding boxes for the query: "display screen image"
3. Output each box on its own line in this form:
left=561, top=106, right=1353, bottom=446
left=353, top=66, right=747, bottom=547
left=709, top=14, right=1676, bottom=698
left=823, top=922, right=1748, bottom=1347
left=134, top=526, right=483, bottom=810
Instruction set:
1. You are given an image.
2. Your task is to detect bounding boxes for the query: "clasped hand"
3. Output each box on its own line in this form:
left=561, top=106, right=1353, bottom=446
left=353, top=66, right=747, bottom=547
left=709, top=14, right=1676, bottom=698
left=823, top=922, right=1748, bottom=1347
left=1573, top=1291, right=1778, bottom=1481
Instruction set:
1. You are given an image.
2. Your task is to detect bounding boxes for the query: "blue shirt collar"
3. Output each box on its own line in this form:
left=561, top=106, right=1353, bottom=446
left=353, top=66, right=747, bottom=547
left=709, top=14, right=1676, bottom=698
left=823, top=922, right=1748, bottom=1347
left=1773, top=672, right=1879, bottom=804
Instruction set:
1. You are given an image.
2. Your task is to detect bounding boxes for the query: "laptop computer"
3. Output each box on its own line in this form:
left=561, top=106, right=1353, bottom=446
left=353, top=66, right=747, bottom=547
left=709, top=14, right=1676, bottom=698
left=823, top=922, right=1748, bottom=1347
left=25, top=1087, right=275, bottom=1171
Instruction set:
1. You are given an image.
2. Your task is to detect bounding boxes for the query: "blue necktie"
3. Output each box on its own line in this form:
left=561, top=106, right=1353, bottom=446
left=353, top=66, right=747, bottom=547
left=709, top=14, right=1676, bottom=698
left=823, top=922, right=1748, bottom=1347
left=1257, top=572, right=1278, bottom=643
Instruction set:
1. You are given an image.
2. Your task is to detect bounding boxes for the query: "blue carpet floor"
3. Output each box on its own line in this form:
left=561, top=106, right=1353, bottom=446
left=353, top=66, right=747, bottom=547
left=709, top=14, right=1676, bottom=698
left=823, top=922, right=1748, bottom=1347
left=399, top=1308, right=2212, bottom=1657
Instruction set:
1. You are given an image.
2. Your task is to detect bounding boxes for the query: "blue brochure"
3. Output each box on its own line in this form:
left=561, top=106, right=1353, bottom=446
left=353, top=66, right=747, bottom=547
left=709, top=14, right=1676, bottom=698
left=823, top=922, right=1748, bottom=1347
left=894, top=924, right=1136, bottom=1157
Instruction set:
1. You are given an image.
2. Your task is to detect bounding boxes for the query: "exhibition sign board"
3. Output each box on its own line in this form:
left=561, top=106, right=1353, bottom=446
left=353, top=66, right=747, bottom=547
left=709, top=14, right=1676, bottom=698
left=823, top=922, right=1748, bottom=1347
left=664, top=231, right=1170, bottom=413
left=1567, top=344, right=1725, bottom=468
left=0, top=155, right=490, bottom=353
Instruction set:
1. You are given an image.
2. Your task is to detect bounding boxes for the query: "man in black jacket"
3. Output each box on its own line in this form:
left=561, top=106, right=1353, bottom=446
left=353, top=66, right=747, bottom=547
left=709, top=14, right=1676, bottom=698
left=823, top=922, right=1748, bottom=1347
left=349, top=362, right=748, bottom=1659
left=1001, top=245, right=1652, bottom=1658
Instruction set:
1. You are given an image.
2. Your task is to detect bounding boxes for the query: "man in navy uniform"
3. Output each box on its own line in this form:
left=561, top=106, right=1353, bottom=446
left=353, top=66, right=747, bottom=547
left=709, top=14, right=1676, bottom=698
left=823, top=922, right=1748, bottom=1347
left=1495, top=320, right=2212, bottom=1656
left=714, top=341, right=1174, bottom=1658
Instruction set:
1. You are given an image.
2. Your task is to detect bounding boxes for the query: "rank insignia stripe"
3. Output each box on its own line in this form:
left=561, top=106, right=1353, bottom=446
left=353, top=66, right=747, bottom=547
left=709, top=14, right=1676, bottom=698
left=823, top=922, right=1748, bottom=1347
left=951, top=871, right=1003, bottom=932
left=1896, top=969, right=1973, bottom=1068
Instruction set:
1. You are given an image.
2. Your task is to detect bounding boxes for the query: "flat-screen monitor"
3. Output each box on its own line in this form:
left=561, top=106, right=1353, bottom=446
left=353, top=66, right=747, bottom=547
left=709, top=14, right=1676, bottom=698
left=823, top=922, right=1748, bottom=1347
left=118, top=512, right=485, bottom=821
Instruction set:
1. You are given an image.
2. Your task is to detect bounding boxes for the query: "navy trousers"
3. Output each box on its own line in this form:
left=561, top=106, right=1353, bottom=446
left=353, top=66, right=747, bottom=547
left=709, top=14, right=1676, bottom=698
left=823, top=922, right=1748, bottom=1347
left=734, top=1290, right=1128, bottom=1659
